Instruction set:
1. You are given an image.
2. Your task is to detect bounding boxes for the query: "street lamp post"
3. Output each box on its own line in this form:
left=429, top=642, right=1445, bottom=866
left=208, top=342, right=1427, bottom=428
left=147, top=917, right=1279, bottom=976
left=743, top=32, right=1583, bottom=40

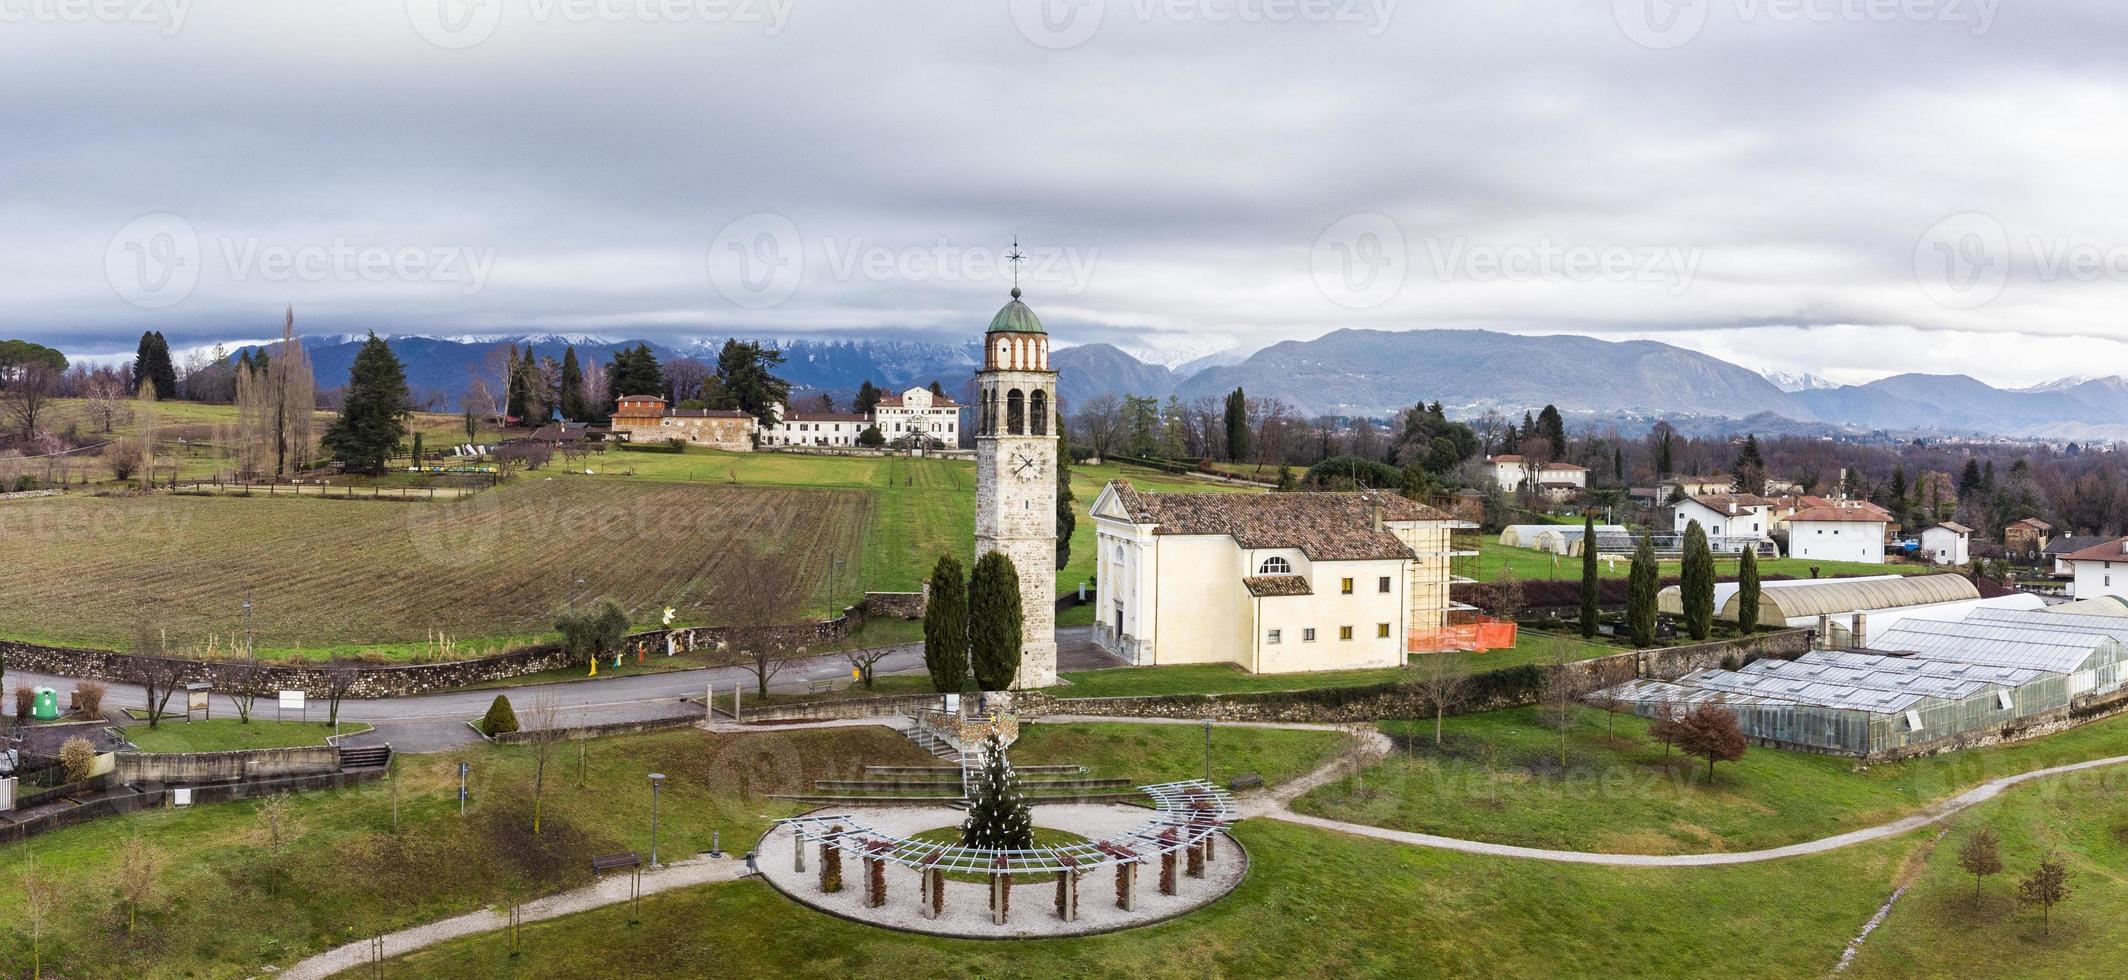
left=648, top=772, right=666, bottom=868
left=1203, top=719, right=1213, bottom=785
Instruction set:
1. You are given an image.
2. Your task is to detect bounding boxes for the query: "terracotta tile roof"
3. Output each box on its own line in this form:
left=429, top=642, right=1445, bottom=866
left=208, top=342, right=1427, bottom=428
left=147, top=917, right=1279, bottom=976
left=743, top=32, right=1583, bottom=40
left=778, top=412, right=868, bottom=423
left=2043, top=535, right=2112, bottom=556
left=669, top=409, right=750, bottom=419
left=2009, top=517, right=2053, bottom=530
left=1489, top=455, right=1584, bottom=471
left=1789, top=506, right=1889, bottom=524
left=1930, top=522, right=1973, bottom=534
left=1685, top=492, right=1773, bottom=510
left=876, top=393, right=958, bottom=408
left=1104, top=479, right=1456, bottom=561
left=1243, top=575, right=1313, bottom=597
left=2057, top=537, right=2128, bottom=563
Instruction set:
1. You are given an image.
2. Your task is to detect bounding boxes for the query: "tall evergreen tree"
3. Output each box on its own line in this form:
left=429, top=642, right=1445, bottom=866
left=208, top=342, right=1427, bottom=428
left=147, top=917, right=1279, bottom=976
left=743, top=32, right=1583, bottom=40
left=854, top=379, right=882, bottom=414
left=1055, top=451, right=1077, bottom=569
left=1535, top=404, right=1566, bottom=454
left=1579, top=511, right=1600, bottom=638
left=958, top=728, right=1033, bottom=850
left=558, top=346, right=585, bottom=421
left=968, top=551, right=1024, bottom=690
left=605, top=343, right=664, bottom=406
left=320, top=332, right=412, bottom=475
left=1736, top=546, right=1761, bottom=633
left=1731, top=433, right=1767, bottom=495
left=1680, top=520, right=1714, bottom=641
left=927, top=379, right=946, bottom=399
left=1223, top=387, right=1249, bottom=462
left=505, top=344, right=528, bottom=421
left=713, top=340, right=791, bottom=426
left=132, top=331, right=177, bottom=400
left=922, top=555, right=969, bottom=693
left=1628, top=531, right=1659, bottom=647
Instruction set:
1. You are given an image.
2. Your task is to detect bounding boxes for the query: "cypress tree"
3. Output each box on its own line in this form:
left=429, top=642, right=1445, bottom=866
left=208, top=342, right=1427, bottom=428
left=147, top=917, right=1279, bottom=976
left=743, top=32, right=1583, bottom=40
left=321, top=332, right=412, bottom=475
left=1628, top=531, right=1658, bottom=647
left=968, top=551, right=1024, bottom=690
left=505, top=344, right=528, bottom=421
left=559, top=346, right=585, bottom=421
left=1223, top=387, right=1249, bottom=462
left=1056, top=452, right=1076, bottom=569
left=1681, top=520, right=1714, bottom=641
left=1579, top=511, right=1600, bottom=638
left=1736, top=546, right=1761, bottom=633
left=959, top=728, right=1033, bottom=849
left=922, top=555, right=969, bottom=693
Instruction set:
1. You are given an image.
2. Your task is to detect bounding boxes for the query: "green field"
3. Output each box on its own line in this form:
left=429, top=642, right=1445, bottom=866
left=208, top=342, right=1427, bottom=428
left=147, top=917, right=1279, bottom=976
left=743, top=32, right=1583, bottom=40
left=1051, top=629, right=1619, bottom=699
left=1010, top=720, right=1346, bottom=788
left=1293, top=705, right=2128, bottom=855
left=29, top=397, right=498, bottom=484
left=125, top=719, right=368, bottom=753
left=1470, top=541, right=1935, bottom=584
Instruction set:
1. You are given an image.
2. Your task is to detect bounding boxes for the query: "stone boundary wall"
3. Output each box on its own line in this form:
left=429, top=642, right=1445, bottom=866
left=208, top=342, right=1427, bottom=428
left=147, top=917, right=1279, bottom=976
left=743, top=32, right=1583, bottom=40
left=744, top=692, right=943, bottom=724
left=0, top=767, right=384, bottom=846
left=115, top=746, right=340, bottom=784
left=0, top=488, right=63, bottom=500
left=491, top=714, right=699, bottom=744
left=1014, top=630, right=1812, bottom=725
left=863, top=590, right=927, bottom=619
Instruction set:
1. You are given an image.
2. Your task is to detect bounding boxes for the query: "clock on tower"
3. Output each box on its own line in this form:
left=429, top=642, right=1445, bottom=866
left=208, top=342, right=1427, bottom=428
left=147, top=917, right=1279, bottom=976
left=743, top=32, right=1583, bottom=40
left=973, top=277, right=1059, bottom=689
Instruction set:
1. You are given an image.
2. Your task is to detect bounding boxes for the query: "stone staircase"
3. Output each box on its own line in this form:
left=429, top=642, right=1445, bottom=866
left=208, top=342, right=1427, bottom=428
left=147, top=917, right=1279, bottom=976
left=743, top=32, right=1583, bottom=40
left=770, top=762, right=1140, bottom=807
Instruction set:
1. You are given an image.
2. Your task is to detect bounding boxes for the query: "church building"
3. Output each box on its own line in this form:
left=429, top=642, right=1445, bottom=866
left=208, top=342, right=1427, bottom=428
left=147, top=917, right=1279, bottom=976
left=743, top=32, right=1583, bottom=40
left=1090, top=481, right=1473, bottom=673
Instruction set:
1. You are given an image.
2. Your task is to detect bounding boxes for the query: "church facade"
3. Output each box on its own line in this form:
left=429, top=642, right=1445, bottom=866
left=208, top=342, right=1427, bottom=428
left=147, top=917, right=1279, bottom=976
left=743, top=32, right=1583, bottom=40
left=973, top=286, right=1059, bottom=689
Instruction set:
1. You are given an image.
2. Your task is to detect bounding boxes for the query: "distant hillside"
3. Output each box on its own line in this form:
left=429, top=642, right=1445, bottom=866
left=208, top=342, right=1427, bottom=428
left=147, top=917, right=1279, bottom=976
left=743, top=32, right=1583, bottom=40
left=1052, top=343, right=1175, bottom=405
left=1174, top=329, right=1801, bottom=418
left=1794, top=373, right=2128, bottom=439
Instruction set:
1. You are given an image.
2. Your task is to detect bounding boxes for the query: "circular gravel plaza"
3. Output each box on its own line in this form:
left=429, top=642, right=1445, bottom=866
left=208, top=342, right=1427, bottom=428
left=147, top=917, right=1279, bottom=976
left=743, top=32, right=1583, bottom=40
left=756, top=803, right=1247, bottom=938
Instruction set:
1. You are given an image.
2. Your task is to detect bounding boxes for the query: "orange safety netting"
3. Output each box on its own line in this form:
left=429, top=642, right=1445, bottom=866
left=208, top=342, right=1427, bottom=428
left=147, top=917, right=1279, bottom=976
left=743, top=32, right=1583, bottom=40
left=1408, top=618, right=1517, bottom=654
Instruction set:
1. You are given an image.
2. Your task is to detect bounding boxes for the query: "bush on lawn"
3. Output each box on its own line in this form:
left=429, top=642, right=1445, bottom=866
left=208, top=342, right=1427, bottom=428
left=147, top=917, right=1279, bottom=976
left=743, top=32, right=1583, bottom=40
left=481, top=695, right=521, bottom=737
left=76, top=681, right=107, bottom=718
left=59, top=736, right=98, bottom=784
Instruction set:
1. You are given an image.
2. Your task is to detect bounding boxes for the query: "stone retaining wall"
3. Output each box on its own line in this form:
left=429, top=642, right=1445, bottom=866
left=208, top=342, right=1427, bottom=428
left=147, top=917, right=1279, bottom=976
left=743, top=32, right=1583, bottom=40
left=491, top=714, right=700, bottom=744
left=115, top=746, right=340, bottom=784
left=0, top=768, right=384, bottom=846
left=743, top=692, right=943, bottom=724
left=862, top=590, right=927, bottom=619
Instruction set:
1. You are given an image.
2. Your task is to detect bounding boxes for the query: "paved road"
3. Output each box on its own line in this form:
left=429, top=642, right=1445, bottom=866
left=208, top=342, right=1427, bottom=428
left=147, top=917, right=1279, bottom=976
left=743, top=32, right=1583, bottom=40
left=7, top=627, right=1108, bottom=753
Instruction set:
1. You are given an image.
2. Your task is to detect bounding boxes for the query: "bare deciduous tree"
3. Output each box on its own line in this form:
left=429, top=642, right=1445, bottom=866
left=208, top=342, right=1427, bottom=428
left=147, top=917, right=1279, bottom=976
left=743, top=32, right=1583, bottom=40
left=0, top=361, right=57, bottom=440
left=135, top=623, right=184, bottom=728
left=322, top=662, right=358, bottom=730
left=527, top=698, right=564, bottom=835
left=117, top=836, right=164, bottom=936
left=1411, top=653, right=1469, bottom=747
left=728, top=548, right=811, bottom=697
left=1071, top=393, right=1127, bottom=458
left=20, top=853, right=57, bottom=978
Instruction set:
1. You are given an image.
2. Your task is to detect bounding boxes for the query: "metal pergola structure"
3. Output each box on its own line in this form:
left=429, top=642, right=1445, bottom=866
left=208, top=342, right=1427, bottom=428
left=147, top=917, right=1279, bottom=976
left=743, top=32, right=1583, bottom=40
left=776, top=779, right=1238, bottom=877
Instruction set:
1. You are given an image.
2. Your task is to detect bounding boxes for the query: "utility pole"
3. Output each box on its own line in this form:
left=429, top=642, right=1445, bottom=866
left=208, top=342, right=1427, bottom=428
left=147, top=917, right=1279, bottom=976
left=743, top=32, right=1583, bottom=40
left=1203, top=719, right=1213, bottom=785
left=648, top=772, right=666, bottom=868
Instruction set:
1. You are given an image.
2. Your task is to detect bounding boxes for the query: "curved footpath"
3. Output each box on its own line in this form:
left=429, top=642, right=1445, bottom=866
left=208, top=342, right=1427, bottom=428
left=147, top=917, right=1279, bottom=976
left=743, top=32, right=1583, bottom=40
left=277, top=715, right=2128, bottom=977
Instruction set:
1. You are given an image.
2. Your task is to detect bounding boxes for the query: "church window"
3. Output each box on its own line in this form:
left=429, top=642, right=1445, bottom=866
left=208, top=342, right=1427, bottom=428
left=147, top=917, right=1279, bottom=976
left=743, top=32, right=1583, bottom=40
left=1258, top=556, right=1291, bottom=574
left=1030, top=390, right=1048, bottom=435
left=1007, top=389, right=1026, bottom=434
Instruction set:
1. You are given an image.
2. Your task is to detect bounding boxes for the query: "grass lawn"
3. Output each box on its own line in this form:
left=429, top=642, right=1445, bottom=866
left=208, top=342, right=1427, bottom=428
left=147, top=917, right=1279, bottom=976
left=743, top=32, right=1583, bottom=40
left=1293, top=705, right=2128, bottom=855
left=1008, top=721, right=1347, bottom=788
left=1468, top=541, right=1936, bottom=584
left=1051, top=629, right=1620, bottom=698
left=125, top=719, right=368, bottom=752
left=0, top=726, right=939, bottom=979
left=376, top=817, right=1917, bottom=979
left=1847, top=767, right=2128, bottom=976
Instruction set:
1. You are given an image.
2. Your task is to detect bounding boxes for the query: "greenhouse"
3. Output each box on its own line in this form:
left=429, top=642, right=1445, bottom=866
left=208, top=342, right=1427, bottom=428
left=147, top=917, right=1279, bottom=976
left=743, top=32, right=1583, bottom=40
left=1594, top=604, right=2128, bottom=756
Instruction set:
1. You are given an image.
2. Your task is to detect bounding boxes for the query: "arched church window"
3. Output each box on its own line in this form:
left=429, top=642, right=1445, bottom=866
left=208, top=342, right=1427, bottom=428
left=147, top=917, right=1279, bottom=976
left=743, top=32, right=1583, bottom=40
left=1007, top=389, right=1026, bottom=435
left=1258, top=556, right=1292, bottom=574
left=1030, top=390, right=1048, bottom=435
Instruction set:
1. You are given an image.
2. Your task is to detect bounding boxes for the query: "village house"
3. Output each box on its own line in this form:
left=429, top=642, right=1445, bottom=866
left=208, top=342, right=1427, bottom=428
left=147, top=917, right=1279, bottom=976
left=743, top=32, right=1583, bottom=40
left=1787, top=502, right=1891, bottom=564
left=2044, top=535, right=2112, bottom=577
left=1670, top=493, right=1773, bottom=544
left=869, top=387, right=961, bottom=446
left=607, top=394, right=755, bottom=451
left=759, top=410, right=871, bottom=447
left=2004, top=517, right=2053, bottom=560
left=1919, top=522, right=1972, bottom=566
left=1090, top=480, right=1475, bottom=673
left=1485, top=455, right=1587, bottom=500
left=2057, top=537, right=2128, bottom=598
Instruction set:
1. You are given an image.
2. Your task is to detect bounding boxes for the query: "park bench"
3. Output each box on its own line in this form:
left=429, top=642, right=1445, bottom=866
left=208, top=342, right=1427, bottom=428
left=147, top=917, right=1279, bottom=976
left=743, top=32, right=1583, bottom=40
left=591, top=852, right=642, bottom=876
left=806, top=677, right=843, bottom=694
left=1227, top=772, right=1264, bottom=790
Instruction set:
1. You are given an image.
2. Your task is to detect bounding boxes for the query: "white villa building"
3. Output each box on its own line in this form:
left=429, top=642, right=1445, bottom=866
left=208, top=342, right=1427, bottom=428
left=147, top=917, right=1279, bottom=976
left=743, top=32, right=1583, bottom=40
left=1485, top=455, right=1587, bottom=500
left=2059, top=536, right=2128, bottom=600
left=757, top=386, right=961, bottom=449
left=1787, top=503, right=1890, bottom=564
left=1090, top=480, right=1473, bottom=673
left=1671, top=493, right=1773, bottom=543
left=1920, top=522, right=1972, bottom=566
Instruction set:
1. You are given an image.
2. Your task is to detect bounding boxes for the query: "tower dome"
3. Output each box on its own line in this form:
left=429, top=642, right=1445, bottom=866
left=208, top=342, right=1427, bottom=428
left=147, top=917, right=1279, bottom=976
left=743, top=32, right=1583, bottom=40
left=986, top=286, right=1045, bottom=334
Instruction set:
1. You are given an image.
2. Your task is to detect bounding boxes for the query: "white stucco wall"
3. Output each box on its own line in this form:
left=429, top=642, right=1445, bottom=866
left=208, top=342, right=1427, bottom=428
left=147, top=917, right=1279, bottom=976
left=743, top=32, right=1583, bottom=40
left=1788, top=520, right=1885, bottom=564
left=1919, top=527, right=1969, bottom=566
left=2072, top=558, right=2128, bottom=600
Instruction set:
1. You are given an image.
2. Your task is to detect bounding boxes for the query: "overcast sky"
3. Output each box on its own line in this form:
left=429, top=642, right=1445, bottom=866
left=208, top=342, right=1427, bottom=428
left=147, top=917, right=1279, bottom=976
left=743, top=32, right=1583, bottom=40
left=4, top=0, right=2126, bottom=386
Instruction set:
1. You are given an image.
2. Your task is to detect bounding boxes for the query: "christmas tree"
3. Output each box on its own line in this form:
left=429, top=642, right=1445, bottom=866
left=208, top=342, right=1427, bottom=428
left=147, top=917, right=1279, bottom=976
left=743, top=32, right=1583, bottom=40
left=959, top=728, right=1034, bottom=850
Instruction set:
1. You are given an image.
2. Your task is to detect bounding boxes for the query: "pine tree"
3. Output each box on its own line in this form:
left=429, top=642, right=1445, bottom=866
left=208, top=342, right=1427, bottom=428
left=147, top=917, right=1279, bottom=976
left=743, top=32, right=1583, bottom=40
left=1681, top=520, right=1714, bottom=641
left=959, top=728, right=1033, bottom=850
left=1628, top=531, right=1659, bottom=647
left=132, top=331, right=176, bottom=400
left=505, top=345, right=528, bottom=421
left=321, top=332, right=412, bottom=475
left=1736, top=546, right=1761, bottom=633
left=713, top=340, right=790, bottom=426
left=1732, top=433, right=1766, bottom=495
left=923, top=555, right=970, bottom=693
left=855, top=380, right=881, bottom=414
left=968, top=551, right=1024, bottom=690
left=1579, top=511, right=1600, bottom=638
left=559, top=346, right=585, bottom=421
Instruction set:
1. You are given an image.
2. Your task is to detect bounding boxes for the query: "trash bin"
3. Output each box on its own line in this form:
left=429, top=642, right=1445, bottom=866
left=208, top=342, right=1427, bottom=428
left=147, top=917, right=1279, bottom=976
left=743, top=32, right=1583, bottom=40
left=31, top=686, right=60, bottom=721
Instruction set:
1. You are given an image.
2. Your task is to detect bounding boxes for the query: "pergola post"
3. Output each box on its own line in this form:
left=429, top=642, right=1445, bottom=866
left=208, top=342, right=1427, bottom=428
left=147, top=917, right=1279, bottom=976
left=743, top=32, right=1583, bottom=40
left=1159, top=828, right=1179, bottom=896
left=1186, top=841, right=1206, bottom=879
left=989, top=855, right=1011, bottom=925
left=1202, top=830, right=1216, bottom=862
left=864, top=845, right=887, bottom=908
left=1116, top=860, right=1137, bottom=911
left=1054, top=869, right=1079, bottom=922
left=820, top=826, right=844, bottom=893
left=919, top=860, right=942, bottom=919
left=793, top=832, right=806, bottom=873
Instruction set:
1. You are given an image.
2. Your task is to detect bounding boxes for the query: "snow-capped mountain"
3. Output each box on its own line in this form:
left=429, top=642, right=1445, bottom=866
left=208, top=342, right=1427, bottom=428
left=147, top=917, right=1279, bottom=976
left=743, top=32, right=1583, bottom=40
left=2016, top=374, right=2109, bottom=393
left=1759, top=370, right=1840, bottom=392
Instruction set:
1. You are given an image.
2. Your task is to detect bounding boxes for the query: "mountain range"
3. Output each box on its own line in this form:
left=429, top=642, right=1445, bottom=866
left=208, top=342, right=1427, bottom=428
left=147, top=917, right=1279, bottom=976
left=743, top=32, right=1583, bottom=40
left=255, top=329, right=2127, bottom=441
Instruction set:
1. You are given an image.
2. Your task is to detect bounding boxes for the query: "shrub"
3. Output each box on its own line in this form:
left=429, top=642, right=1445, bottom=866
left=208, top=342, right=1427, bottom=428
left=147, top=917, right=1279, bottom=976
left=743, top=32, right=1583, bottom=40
left=11, top=684, right=29, bottom=722
left=481, top=695, right=520, bottom=737
left=59, top=736, right=98, bottom=784
left=76, top=681, right=107, bottom=718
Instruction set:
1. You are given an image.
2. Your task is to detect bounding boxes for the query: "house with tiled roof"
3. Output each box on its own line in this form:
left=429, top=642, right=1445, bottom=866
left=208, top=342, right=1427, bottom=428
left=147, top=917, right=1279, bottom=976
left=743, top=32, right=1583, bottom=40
left=1485, top=455, right=1587, bottom=499
left=1920, top=522, right=1972, bottom=566
left=2056, top=536, right=2128, bottom=599
left=1671, top=493, right=1774, bottom=544
left=1088, top=480, right=1476, bottom=674
left=2043, top=535, right=2112, bottom=577
left=1787, top=502, right=1892, bottom=564
left=609, top=394, right=755, bottom=451
left=759, top=385, right=961, bottom=448
left=2004, top=517, right=2053, bottom=559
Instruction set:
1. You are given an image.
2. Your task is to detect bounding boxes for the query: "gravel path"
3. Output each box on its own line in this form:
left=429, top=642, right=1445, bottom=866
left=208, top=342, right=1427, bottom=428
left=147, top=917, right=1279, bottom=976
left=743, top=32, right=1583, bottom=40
left=278, top=855, right=747, bottom=980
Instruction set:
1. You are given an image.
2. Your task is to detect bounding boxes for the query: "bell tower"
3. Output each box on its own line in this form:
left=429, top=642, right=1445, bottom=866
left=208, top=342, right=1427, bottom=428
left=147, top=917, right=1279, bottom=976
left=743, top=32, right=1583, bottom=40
left=973, top=262, right=1059, bottom=689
